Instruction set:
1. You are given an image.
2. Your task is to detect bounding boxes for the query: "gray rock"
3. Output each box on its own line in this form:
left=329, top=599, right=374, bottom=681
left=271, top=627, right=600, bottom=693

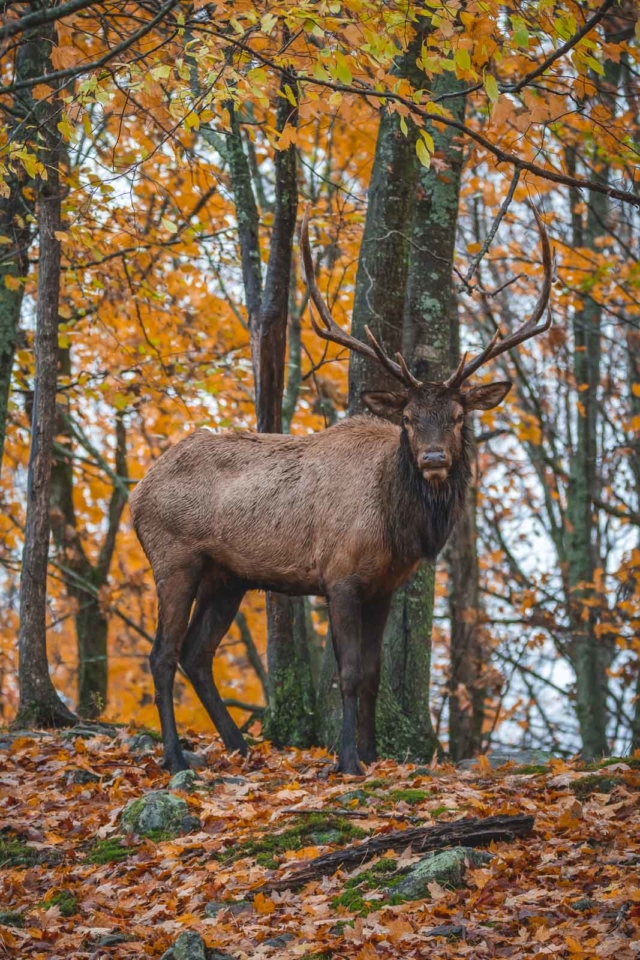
left=203, top=901, right=225, bottom=919
left=183, top=750, right=207, bottom=769
left=203, top=900, right=250, bottom=919
left=120, top=791, right=200, bottom=837
left=458, top=749, right=553, bottom=771
left=424, top=924, right=465, bottom=939
left=62, top=724, right=117, bottom=740
left=66, top=767, right=100, bottom=785
left=390, top=847, right=493, bottom=900
left=262, top=933, right=295, bottom=948
left=573, top=898, right=598, bottom=912
left=0, top=911, right=24, bottom=928
left=339, top=789, right=370, bottom=805
left=169, top=770, right=201, bottom=792
left=97, top=933, right=132, bottom=946
left=161, top=931, right=207, bottom=960
left=124, top=733, right=158, bottom=755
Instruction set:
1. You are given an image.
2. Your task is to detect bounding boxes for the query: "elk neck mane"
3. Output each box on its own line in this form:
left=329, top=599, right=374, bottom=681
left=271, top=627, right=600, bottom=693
left=389, top=421, right=471, bottom=563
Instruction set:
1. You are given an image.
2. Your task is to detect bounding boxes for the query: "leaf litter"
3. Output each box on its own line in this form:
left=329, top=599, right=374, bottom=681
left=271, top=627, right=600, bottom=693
left=0, top=729, right=638, bottom=958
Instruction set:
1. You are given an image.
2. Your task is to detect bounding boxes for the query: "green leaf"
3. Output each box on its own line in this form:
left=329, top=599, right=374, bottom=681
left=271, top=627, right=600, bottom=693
left=152, top=63, right=171, bottom=80
left=484, top=73, right=499, bottom=103
left=416, top=139, right=431, bottom=169
left=399, top=116, right=408, bottom=136
left=161, top=217, right=178, bottom=234
left=511, top=17, right=529, bottom=48
left=454, top=47, right=471, bottom=72
left=335, top=52, right=353, bottom=85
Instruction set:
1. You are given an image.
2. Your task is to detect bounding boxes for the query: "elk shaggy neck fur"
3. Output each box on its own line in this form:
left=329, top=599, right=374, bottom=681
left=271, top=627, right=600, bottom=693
left=390, top=422, right=471, bottom=564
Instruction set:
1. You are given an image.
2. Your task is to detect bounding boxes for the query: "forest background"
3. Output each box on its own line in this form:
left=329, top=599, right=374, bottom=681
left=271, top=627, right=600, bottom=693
left=1, top=0, right=639, bottom=764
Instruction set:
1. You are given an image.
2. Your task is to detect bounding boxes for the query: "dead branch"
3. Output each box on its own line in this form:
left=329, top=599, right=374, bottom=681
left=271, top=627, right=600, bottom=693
left=260, top=813, right=535, bottom=891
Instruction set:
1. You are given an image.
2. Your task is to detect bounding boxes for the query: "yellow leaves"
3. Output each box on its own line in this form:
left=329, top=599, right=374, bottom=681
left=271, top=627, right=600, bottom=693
left=161, top=217, right=179, bottom=235
left=484, top=73, right=499, bottom=103
left=3, top=275, right=23, bottom=291
left=253, top=892, right=275, bottom=915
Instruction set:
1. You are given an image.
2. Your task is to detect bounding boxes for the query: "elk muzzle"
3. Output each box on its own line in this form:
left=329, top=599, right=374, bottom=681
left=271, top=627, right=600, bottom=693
left=421, top=448, right=451, bottom=483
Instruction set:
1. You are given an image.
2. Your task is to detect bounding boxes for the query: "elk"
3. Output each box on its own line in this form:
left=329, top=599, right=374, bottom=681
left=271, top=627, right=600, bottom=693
left=130, top=208, right=552, bottom=775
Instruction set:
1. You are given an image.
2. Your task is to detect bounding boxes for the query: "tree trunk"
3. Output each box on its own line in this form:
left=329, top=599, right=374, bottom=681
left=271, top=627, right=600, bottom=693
left=14, top=49, right=76, bottom=728
left=447, top=445, right=485, bottom=761
left=0, top=36, right=42, bottom=475
left=565, top=166, right=610, bottom=759
left=376, top=71, right=467, bottom=762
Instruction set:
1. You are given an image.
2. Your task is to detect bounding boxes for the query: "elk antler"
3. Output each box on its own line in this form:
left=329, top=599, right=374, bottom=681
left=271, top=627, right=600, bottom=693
left=300, top=205, right=553, bottom=392
left=299, top=206, right=422, bottom=390
left=442, top=206, right=554, bottom=389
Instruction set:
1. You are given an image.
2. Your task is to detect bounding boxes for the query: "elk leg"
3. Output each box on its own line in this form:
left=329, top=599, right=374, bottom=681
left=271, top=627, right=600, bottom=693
left=180, top=586, right=248, bottom=757
left=150, top=571, right=198, bottom=773
left=328, top=583, right=364, bottom=776
left=358, top=594, right=392, bottom=765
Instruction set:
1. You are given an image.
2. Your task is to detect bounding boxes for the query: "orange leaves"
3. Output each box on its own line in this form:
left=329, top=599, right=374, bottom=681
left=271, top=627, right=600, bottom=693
left=253, top=892, right=276, bottom=914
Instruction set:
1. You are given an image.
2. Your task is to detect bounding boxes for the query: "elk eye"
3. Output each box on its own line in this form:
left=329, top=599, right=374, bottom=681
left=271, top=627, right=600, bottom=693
left=402, top=415, right=410, bottom=426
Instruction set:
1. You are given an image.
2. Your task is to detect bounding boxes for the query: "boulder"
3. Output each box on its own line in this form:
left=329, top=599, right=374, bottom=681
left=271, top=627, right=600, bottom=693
left=390, top=847, right=493, bottom=900
left=161, top=931, right=206, bottom=960
left=120, top=791, right=200, bottom=837
left=169, top=770, right=201, bottom=793
left=124, top=733, right=158, bottom=755
left=161, top=931, right=234, bottom=960
left=457, top=749, right=553, bottom=771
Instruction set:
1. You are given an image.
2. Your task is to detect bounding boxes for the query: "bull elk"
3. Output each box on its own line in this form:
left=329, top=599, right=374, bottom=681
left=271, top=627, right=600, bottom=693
left=130, top=208, right=552, bottom=775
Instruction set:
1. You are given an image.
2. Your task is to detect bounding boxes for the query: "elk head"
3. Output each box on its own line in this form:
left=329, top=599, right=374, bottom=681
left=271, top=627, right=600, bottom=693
left=300, top=207, right=553, bottom=485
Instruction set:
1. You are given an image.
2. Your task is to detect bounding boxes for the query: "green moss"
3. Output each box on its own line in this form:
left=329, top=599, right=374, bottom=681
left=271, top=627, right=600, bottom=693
left=226, top=814, right=367, bottom=865
left=331, top=858, right=400, bottom=915
left=512, top=764, right=550, bottom=775
left=0, top=836, right=39, bottom=868
left=145, top=829, right=180, bottom=843
left=44, top=891, right=78, bottom=917
left=586, top=756, right=640, bottom=771
left=430, top=805, right=449, bottom=818
left=362, top=778, right=391, bottom=792
left=388, top=788, right=430, bottom=805
left=0, top=911, right=24, bottom=928
left=85, top=837, right=130, bottom=865
left=572, top=774, right=624, bottom=798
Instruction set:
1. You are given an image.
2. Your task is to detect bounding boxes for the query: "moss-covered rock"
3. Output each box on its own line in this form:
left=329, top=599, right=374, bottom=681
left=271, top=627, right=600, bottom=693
left=120, top=791, right=200, bottom=838
left=390, top=847, right=493, bottom=900
left=169, top=770, right=201, bottom=793
left=161, top=931, right=207, bottom=960
left=227, top=814, right=366, bottom=868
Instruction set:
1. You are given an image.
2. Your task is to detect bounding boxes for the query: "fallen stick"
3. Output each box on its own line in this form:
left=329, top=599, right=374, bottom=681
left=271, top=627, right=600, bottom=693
left=261, top=813, right=535, bottom=891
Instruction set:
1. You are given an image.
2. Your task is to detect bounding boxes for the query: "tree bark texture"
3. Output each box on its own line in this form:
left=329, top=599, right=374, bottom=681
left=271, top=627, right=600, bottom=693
left=15, top=43, right=76, bottom=728
left=0, top=36, right=42, bottom=476
left=380, top=71, right=467, bottom=762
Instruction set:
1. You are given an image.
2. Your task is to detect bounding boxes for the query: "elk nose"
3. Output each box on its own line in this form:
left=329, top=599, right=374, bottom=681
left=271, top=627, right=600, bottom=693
left=422, top=450, right=448, bottom=468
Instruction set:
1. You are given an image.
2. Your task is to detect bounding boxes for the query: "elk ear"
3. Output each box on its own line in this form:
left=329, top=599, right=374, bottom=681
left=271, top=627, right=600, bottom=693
left=462, top=381, right=512, bottom=411
left=361, top=390, right=408, bottom=420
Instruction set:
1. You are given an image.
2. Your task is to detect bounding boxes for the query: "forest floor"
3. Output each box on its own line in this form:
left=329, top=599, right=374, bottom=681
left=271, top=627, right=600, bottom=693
left=0, top=726, right=638, bottom=959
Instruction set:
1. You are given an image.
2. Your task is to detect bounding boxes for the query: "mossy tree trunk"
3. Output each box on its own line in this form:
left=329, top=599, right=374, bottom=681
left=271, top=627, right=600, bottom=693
left=381, top=72, right=467, bottom=762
